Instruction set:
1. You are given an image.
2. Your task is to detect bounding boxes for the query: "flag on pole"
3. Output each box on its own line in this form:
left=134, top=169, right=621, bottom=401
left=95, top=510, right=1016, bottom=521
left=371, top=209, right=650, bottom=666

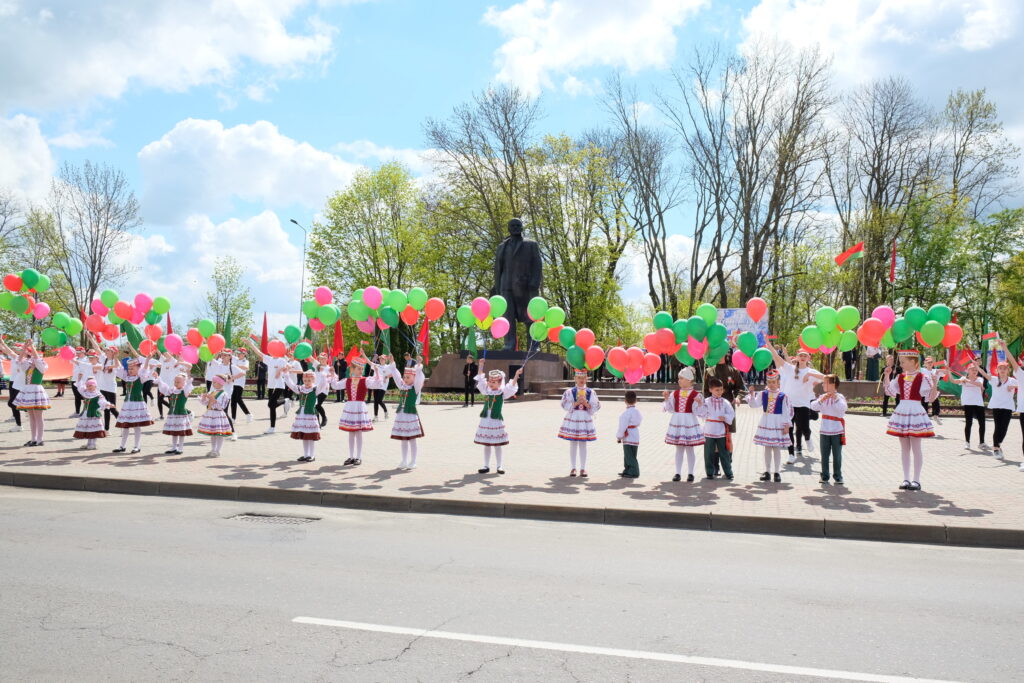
left=464, top=330, right=478, bottom=359
left=331, top=319, right=344, bottom=358
left=302, top=323, right=313, bottom=342
left=222, top=313, right=232, bottom=348
left=417, top=320, right=430, bottom=364
left=345, top=344, right=362, bottom=365
left=834, top=241, right=865, bottom=266
left=166, top=313, right=173, bottom=335
left=120, top=321, right=143, bottom=351
left=889, top=239, right=897, bottom=283
left=982, top=331, right=999, bottom=340
left=260, top=313, right=268, bottom=354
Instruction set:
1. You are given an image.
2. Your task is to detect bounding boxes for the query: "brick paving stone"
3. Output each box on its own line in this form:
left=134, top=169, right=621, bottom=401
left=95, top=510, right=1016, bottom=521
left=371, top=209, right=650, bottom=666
left=1, top=395, right=1021, bottom=531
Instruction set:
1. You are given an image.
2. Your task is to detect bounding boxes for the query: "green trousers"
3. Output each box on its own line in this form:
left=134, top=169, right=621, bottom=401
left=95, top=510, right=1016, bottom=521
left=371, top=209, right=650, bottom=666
left=622, top=444, right=639, bottom=477
left=820, top=434, right=844, bottom=481
left=704, top=437, right=732, bottom=478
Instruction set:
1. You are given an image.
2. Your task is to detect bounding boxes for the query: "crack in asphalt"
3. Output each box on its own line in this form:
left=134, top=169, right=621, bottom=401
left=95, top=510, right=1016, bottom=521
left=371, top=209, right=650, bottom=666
left=458, top=649, right=513, bottom=679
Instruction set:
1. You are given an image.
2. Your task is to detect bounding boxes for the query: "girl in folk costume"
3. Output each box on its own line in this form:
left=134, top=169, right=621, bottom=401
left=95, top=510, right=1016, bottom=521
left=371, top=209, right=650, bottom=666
left=809, top=374, right=848, bottom=485
left=747, top=369, right=793, bottom=483
left=0, top=340, right=49, bottom=446
left=884, top=350, right=936, bottom=491
left=158, top=371, right=195, bottom=454
left=662, top=367, right=704, bottom=482
left=72, top=377, right=112, bottom=450
left=473, top=358, right=522, bottom=474
left=388, top=356, right=426, bottom=470
left=953, top=363, right=987, bottom=450
left=112, top=348, right=155, bottom=454
left=975, top=359, right=1018, bottom=459
left=283, top=369, right=328, bottom=462
left=329, top=353, right=374, bottom=466
left=197, top=375, right=232, bottom=457
left=558, top=369, right=601, bottom=477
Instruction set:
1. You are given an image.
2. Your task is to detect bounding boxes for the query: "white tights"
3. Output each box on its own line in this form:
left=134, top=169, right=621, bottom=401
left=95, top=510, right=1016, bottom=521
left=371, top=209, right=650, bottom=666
left=569, top=441, right=589, bottom=470
left=169, top=435, right=185, bottom=451
left=210, top=435, right=224, bottom=455
left=86, top=438, right=96, bottom=449
left=120, top=426, right=142, bottom=449
left=400, top=440, right=418, bottom=468
left=899, top=437, right=923, bottom=482
left=302, top=440, right=316, bottom=460
left=674, top=445, right=696, bottom=475
left=763, top=446, right=782, bottom=473
left=347, top=432, right=363, bottom=461
left=483, top=445, right=504, bottom=470
left=29, top=411, right=44, bottom=443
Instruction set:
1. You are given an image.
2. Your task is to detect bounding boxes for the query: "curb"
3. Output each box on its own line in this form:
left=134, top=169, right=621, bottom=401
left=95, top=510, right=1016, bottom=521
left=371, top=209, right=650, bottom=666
left=2, top=470, right=1021, bottom=549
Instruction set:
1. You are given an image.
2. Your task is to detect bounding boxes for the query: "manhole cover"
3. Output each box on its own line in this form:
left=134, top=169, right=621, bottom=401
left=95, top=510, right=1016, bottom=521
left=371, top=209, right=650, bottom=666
left=228, top=513, right=319, bottom=525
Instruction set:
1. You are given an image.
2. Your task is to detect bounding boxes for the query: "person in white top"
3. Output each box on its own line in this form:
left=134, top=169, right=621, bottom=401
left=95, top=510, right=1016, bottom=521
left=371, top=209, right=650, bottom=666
left=616, top=390, right=643, bottom=478
left=809, top=374, right=848, bottom=485
left=768, top=344, right=823, bottom=463
left=698, top=377, right=734, bottom=480
left=976, top=360, right=1018, bottom=458
left=87, top=336, right=122, bottom=432
left=0, top=339, right=50, bottom=445
left=230, top=347, right=253, bottom=424
left=70, top=347, right=90, bottom=418
left=865, top=345, right=882, bottom=382
left=557, top=369, right=601, bottom=477
left=1001, top=340, right=1024, bottom=470
left=1, top=341, right=26, bottom=432
left=473, top=358, right=522, bottom=475
left=921, top=356, right=943, bottom=425
left=244, top=338, right=291, bottom=434
left=662, top=367, right=704, bottom=483
left=884, top=350, right=936, bottom=491
left=952, top=363, right=987, bottom=449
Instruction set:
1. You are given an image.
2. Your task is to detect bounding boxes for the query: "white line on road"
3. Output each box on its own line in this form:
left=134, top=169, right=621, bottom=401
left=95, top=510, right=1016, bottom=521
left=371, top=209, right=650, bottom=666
left=293, top=616, right=960, bottom=683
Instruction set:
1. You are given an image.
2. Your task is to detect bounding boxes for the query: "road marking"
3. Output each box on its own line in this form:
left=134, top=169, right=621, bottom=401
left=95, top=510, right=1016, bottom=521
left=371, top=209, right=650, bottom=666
left=293, top=617, right=959, bottom=682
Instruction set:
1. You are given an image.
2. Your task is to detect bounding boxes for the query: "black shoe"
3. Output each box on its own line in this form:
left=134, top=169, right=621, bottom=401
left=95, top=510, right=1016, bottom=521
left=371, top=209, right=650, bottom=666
left=834, top=479, right=844, bottom=485
left=297, top=455, right=310, bottom=462
left=164, top=449, right=176, bottom=454
left=714, top=469, right=721, bottom=476
left=759, top=471, right=770, bottom=482
left=773, top=473, right=781, bottom=483
left=686, top=474, right=694, bottom=482
left=496, top=469, right=505, bottom=475
left=820, top=477, right=829, bottom=484
left=672, top=474, right=681, bottom=482
left=726, top=475, right=734, bottom=481
left=23, top=440, right=36, bottom=447
left=909, top=481, right=921, bottom=491
left=130, top=448, right=141, bottom=454
left=353, top=459, right=362, bottom=465
left=343, top=458, right=354, bottom=465
left=478, top=467, right=490, bottom=474
left=112, top=447, right=126, bottom=453
left=899, top=480, right=910, bottom=490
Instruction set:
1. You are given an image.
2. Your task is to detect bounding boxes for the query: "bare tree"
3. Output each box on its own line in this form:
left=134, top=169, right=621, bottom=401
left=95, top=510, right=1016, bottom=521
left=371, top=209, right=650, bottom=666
left=0, top=189, right=21, bottom=245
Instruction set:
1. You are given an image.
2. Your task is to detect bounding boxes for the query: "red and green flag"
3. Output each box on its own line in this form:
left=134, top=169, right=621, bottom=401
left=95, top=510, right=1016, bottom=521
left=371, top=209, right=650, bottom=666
left=835, top=241, right=865, bottom=266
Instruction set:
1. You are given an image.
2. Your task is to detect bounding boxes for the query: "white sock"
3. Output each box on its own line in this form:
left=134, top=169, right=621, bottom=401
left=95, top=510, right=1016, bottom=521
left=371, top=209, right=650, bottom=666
left=569, top=441, right=578, bottom=469
left=674, top=446, right=684, bottom=475
left=763, top=447, right=772, bottom=472
left=212, top=436, right=223, bottom=454
left=900, top=438, right=912, bottom=480
left=494, top=446, right=503, bottom=470
left=133, top=427, right=142, bottom=449
left=400, top=440, right=409, bottom=466
left=911, top=439, right=923, bottom=481
left=87, top=438, right=95, bottom=448
left=483, top=445, right=492, bottom=468
left=685, top=446, right=695, bottom=475
left=408, top=440, right=418, bottom=467
left=348, top=432, right=357, bottom=459
left=578, top=442, right=588, bottom=470
left=120, top=429, right=130, bottom=448
left=355, top=432, right=363, bottom=460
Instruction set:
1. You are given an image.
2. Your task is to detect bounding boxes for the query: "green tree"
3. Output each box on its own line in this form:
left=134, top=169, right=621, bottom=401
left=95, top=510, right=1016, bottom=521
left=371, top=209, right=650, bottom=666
left=195, top=255, right=254, bottom=348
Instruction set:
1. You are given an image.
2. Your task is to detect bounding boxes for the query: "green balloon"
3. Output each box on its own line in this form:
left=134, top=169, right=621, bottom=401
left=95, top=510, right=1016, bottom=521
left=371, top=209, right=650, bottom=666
left=301, top=299, right=320, bottom=318
left=41, top=327, right=63, bottom=346
left=100, top=288, right=119, bottom=307
left=527, top=297, right=548, bottom=321
left=824, top=327, right=842, bottom=348
left=836, top=305, right=860, bottom=331
left=891, top=317, right=912, bottom=342
left=687, top=315, right=708, bottom=340
left=905, top=306, right=927, bottom=331
left=197, top=319, right=216, bottom=338
left=672, top=318, right=688, bottom=343
left=815, top=306, right=838, bottom=332
left=456, top=304, right=475, bottom=327
left=545, top=306, right=566, bottom=328
left=708, top=343, right=730, bottom=365
left=284, top=325, right=301, bottom=344
left=144, top=311, right=161, bottom=325
left=353, top=288, right=364, bottom=304
left=151, top=296, right=171, bottom=315
left=675, top=347, right=695, bottom=365
left=33, top=274, right=50, bottom=293
left=52, top=311, right=71, bottom=329
left=380, top=306, right=399, bottom=328
left=0, top=291, right=12, bottom=310
left=489, top=295, right=508, bottom=319
left=385, top=289, right=407, bottom=311
left=10, top=295, right=29, bottom=314
left=604, top=359, right=624, bottom=378
left=348, top=300, right=370, bottom=322
left=838, top=330, right=858, bottom=352
left=294, top=342, right=313, bottom=361
left=64, top=318, right=83, bottom=337
left=558, top=326, right=577, bottom=349
left=318, top=304, right=340, bottom=325
left=696, top=303, right=717, bottom=326
left=107, top=311, right=123, bottom=325
left=408, top=287, right=428, bottom=311
left=199, top=345, right=213, bottom=362
left=157, top=337, right=167, bottom=354
left=753, top=347, right=773, bottom=371
left=529, top=321, right=547, bottom=341
left=706, top=323, right=727, bottom=347
left=920, top=320, right=944, bottom=346
left=21, top=268, right=39, bottom=288
left=566, top=345, right=585, bottom=369
left=802, top=325, right=824, bottom=349
left=737, top=331, right=757, bottom=356
left=880, top=330, right=895, bottom=348
left=927, top=303, right=952, bottom=326
left=653, top=311, right=673, bottom=330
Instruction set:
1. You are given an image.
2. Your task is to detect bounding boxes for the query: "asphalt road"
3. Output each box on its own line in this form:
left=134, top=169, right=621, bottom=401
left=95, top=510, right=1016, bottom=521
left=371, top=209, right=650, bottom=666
left=0, top=488, right=1021, bottom=682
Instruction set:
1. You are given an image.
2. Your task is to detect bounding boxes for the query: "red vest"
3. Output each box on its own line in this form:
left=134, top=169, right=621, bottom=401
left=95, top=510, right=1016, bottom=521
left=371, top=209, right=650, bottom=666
left=345, top=377, right=368, bottom=402
left=897, top=372, right=925, bottom=401
left=672, top=389, right=698, bottom=413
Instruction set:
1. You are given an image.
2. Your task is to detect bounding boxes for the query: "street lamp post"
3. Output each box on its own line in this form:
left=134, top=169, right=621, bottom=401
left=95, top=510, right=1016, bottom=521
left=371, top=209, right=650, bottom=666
left=290, top=218, right=307, bottom=328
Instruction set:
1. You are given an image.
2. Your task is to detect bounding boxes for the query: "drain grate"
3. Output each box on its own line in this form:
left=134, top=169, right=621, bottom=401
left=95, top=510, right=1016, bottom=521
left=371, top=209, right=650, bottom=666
left=228, top=513, right=319, bottom=525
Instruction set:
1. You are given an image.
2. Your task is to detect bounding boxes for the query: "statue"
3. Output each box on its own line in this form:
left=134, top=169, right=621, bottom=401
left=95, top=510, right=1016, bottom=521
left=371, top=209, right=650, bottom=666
left=493, top=217, right=542, bottom=351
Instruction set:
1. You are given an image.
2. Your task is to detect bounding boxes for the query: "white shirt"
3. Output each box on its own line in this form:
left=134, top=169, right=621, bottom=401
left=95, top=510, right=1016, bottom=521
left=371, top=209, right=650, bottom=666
left=615, top=405, right=642, bottom=445
left=1016, top=368, right=1024, bottom=413
left=778, top=362, right=819, bottom=408
left=72, top=356, right=89, bottom=382
left=958, top=377, right=985, bottom=407
left=866, top=346, right=882, bottom=358
left=8, top=358, right=29, bottom=390
left=262, top=355, right=288, bottom=390
left=988, top=377, right=1018, bottom=411
left=808, top=393, right=848, bottom=435
left=206, top=359, right=228, bottom=383
left=96, top=356, right=119, bottom=393
left=699, top=396, right=734, bottom=437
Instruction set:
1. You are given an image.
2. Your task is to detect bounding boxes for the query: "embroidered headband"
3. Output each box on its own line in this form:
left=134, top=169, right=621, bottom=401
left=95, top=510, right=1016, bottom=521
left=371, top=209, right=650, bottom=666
left=678, top=367, right=695, bottom=380
left=211, top=375, right=226, bottom=386
left=488, top=369, right=505, bottom=380
left=766, top=369, right=780, bottom=379
left=574, top=369, right=588, bottom=378
left=897, top=350, right=919, bottom=359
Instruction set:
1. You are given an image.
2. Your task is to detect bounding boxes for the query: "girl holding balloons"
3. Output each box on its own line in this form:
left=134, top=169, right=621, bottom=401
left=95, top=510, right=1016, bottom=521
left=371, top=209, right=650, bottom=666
left=558, top=369, right=601, bottom=477
left=388, top=355, right=426, bottom=470
left=662, top=366, right=704, bottom=482
left=884, top=350, right=936, bottom=491
left=111, top=346, right=155, bottom=453
left=329, top=352, right=374, bottom=466
left=1, top=339, right=50, bottom=446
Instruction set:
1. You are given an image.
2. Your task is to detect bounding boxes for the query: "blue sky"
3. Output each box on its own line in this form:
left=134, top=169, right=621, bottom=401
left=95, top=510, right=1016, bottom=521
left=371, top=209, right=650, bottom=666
left=2, top=0, right=1022, bottom=334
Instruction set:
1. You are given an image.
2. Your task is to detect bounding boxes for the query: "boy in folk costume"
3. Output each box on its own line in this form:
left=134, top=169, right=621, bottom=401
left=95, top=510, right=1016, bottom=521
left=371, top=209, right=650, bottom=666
left=883, top=350, right=936, bottom=491
left=329, top=353, right=374, bottom=466
left=197, top=375, right=232, bottom=457
left=558, top=369, right=601, bottom=477
left=0, top=340, right=49, bottom=446
left=747, top=369, right=793, bottom=483
left=616, top=390, right=642, bottom=478
left=72, top=377, right=112, bottom=450
left=474, top=358, right=522, bottom=474
left=112, top=348, right=155, bottom=454
left=809, top=374, right=848, bottom=485
left=283, top=369, right=328, bottom=462
left=663, top=366, right=704, bottom=482
left=158, top=371, right=195, bottom=454
left=699, top=377, right=734, bottom=480
left=388, top=356, right=426, bottom=470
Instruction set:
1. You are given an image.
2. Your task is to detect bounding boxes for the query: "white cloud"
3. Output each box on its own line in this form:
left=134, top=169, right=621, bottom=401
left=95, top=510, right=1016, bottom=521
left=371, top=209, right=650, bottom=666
left=0, top=114, right=55, bottom=201
left=332, top=140, right=436, bottom=176
left=0, top=0, right=337, bottom=110
left=184, top=211, right=303, bottom=283
left=138, top=119, right=363, bottom=222
left=483, top=0, right=709, bottom=95
left=47, top=130, right=113, bottom=149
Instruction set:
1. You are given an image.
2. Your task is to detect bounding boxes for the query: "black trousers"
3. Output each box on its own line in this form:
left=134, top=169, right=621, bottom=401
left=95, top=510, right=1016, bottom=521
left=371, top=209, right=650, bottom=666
left=844, top=359, right=855, bottom=381
left=882, top=394, right=900, bottom=417
left=992, top=408, right=1012, bottom=448
left=101, top=390, right=119, bottom=431
left=256, top=379, right=266, bottom=400
left=788, top=406, right=812, bottom=454
left=920, top=399, right=940, bottom=417
left=157, top=392, right=170, bottom=419
left=316, top=393, right=327, bottom=427
left=7, top=388, right=21, bottom=426
left=371, top=389, right=388, bottom=417
left=267, top=388, right=286, bottom=428
left=142, top=380, right=155, bottom=406
left=231, top=385, right=250, bottom=420
left=463, top=379, right=475, bottom=406
left=71, top=382, right=83, bottom=414
left=963, top=405, right=986, bottom=443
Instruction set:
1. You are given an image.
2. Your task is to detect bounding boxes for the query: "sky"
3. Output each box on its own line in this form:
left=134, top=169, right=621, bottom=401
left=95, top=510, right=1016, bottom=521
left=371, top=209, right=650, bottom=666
left=2, top=0, right=1022, bottom=335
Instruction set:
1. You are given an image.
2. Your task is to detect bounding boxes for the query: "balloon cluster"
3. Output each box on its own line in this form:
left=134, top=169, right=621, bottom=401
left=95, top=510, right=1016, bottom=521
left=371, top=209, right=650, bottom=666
left=605, top=346, right=660, bottom=384
left=41, top=311, right=85, bottom=358
left=856, top=303, right=961, bottom=349
left=301, top=287, right=342, bottom=333
left=457, top=295, right=511, bottom=339
left=169, top=318, right=225, bottom=364
left=348, top=286, right=445, bottom=335
left=0, top=268, right=52, bottom=318
left=525, top=297, right=567, bottom=343
left=85, top=290, right=172, bottom=344
left=646, top=303, right=731, bottom=367
left=798, top=305, right=861, bottom=355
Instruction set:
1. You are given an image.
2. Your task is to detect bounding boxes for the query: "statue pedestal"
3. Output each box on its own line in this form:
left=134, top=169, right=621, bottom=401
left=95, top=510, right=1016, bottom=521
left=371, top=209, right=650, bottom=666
left=425, top=351, right=564, bottom=393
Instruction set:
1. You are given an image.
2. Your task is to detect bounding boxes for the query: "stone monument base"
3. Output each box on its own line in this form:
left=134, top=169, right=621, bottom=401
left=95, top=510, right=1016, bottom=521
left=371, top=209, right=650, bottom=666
left=425, top=351, right=564, bottom=393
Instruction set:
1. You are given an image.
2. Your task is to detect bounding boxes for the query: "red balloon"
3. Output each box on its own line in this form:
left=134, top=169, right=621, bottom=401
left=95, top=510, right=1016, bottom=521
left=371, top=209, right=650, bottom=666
left=400, top=305, right=420, bottom=326
left=942, top=323, right=963, bottom=347
left=139, top=339, right=155, bottom=355
left=86, top=314, right=105, bottom=332
left=915, top=331, right=931, bottom=348
left=423, top=297, right=445, bottom=322
left=584, top=345, right=605, bottom=371
left=186, top=328, right=203, bottom=347
left=547, top=325, right=563, bottom=344
left=860, top=317, right=884, bottom=338
left=641, top=352, right=661, bottom=376
left=798, top=336, right=819, bottom=354
left=575, top=328, right=595, bottom=350
left=207, top=333, right=225, bottom=354
left=643, top=332, right=660, bottom=354
left=654, top=328, right=674, bottom=353
left=267, top=339, right=286, bottom=358
left=3, top=274, right=22, bottom=291
left=145, top=324, right=162, bottom=341
left=102, top=324, right=120, bottom=341
left=114, top=301, right=132, bottom=320
left=625, top=346, right=644, bottom=370
left=607, top=346, right=627, bottom=371
left=746, top=297, right=767, bottom=323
